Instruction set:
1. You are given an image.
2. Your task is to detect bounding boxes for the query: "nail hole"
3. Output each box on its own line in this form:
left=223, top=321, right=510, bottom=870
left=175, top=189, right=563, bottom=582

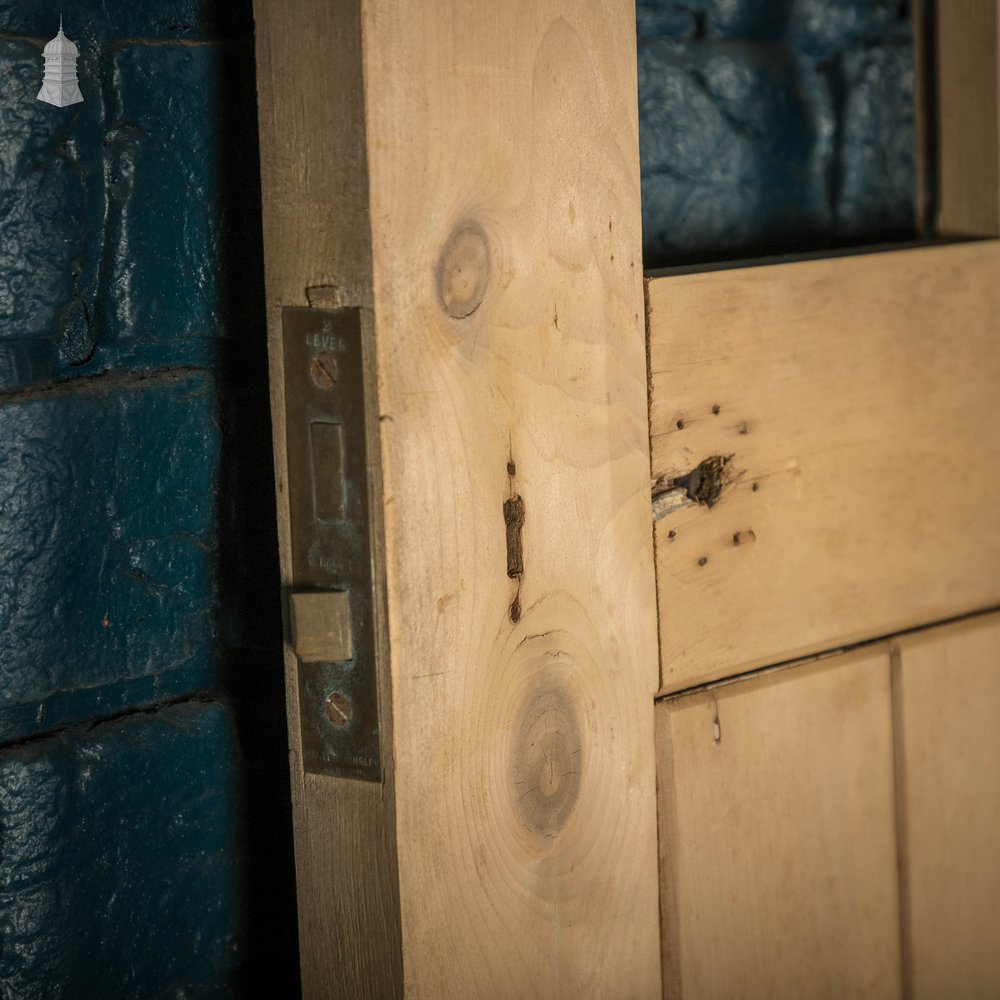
left=738, top=421, right=749, bottom=435
left=667, top=529, right=677, bottom=541
left=697, top=556, right=708, bottom=567
left=752, top=482, right=760, bottom=492
left=712, top=404, right=721, bottom=415
left=676, top=419, right=685, bottom=430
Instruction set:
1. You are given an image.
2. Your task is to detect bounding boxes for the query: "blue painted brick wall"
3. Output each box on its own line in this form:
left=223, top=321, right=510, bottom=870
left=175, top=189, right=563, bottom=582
left=0, top=374, right=217, bottom=737
left=0, top=702, right=242, bottom=999
left=638, top=0, right=915, bottom=266
left=0, top=1, right=296, bottom=996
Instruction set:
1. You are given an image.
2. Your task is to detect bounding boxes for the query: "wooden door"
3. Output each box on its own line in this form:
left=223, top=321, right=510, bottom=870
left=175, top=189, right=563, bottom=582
left=252, top=1, right=1000, bottom=996
left=254, top=1, right=659, bottom=996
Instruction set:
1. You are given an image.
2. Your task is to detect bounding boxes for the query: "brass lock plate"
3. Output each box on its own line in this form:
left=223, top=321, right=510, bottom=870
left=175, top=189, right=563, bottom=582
left=282, top=307, right=381, bottom=782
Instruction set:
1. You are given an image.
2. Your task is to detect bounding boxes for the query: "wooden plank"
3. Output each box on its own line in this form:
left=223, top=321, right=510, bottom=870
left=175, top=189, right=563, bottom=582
left=256, top=0, right=661, bottom=996
left=894, top=612, right=1000, bottom=998
left=936, top=0, right=1000, bottom=236
left=253, top=2, right=404, bottom=997
left=647, top=240, right=1000, bottom=693
left=658, top=647, right=902, bottom=1000
left=362, top=2, right=661, bottom=996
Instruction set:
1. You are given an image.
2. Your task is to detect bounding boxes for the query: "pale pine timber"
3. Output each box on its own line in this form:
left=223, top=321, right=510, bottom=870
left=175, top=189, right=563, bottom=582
left=362, top=2, right=661, bottom=996
left=255, top=0, right=662, bottom=997
left=648, top=240, right=1000, bottom=693
left=936, top=0, right=1000, bottom=236
left=657, top=647, right=902, bottom=1000
left=893, top=611, right=1000, bottom=999
left=253, top=1, right=403, bottom=997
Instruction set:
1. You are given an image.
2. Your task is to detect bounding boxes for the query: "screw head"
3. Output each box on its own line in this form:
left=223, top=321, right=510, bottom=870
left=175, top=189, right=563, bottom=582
left=309, top=352, right=338, bottom=389
left=324, top=690, right=352, bottom=728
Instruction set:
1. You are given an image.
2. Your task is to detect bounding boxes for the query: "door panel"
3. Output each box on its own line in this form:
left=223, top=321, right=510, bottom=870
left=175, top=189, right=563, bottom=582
left=648, top=241, right=1000, bottom=693
left=657, top=648, right=901, bottom=999
left=659, top=612, right=1000, bottom=998
left=895, top=613, right=1000, bottom=999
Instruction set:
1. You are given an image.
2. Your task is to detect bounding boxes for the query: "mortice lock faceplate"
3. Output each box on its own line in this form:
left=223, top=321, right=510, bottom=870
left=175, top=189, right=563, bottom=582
left=282, top=307, right=381, bottom=782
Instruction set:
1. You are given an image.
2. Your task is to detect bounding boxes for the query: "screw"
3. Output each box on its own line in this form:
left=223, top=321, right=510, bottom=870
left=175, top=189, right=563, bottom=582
left=309, top=352, right=338, bottom=389
left=324, top=690, right=352, bottom=728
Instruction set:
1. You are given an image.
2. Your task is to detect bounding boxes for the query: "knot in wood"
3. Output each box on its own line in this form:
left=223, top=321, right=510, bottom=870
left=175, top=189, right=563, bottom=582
left=511, top=679, right=582, bottom=839
left=437, top=223, right=490, bottom=319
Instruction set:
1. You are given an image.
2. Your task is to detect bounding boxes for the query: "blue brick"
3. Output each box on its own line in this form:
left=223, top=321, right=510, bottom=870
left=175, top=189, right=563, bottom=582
left=1, top=36, right=262, bottom=388
left=835, top=43, right=915, bottom=240
left=0, top=701, right=243, bottom=999
left=638, top=2, right=915, bottom=266
left=703, top=0, right=793, bottom=39
left=1, top=34, right=105, bottom=389
left=639, top=38, right=833, bottom=263
left=0, top=372, right=218, bottom=739
left=0, top=39, right=98, bottom=345
left=637, top=1, right=792, bottom=40
left=636, top=2, right=700, bottom=39
left=637, top=0, right=910, bottom=44
left=0, top=2, right=252, bottom=41
left=89, top=44, right=227, bottom=364
left=0, top=340, right=53, bottom=392
left=788, top=0, right=910, bottom=60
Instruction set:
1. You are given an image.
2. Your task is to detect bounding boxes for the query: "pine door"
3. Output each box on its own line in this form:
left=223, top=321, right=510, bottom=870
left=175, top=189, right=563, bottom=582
left=252, top=1, right=1000, bottom=996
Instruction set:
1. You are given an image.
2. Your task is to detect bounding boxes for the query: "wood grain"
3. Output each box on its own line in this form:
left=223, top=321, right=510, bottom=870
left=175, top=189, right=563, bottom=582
left=362, top=2, right=661, bottom=995
left=648, top=240, right=1000, bottom=693
left=254, top=1, right=403, bottom=997
left=257, top=0, right=661, bottom=996
left=936, top=0, right=1000, bottom=236
left=894, top=612, right=1000, bottom=999
left=658, top=648, right=902, bottom=999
